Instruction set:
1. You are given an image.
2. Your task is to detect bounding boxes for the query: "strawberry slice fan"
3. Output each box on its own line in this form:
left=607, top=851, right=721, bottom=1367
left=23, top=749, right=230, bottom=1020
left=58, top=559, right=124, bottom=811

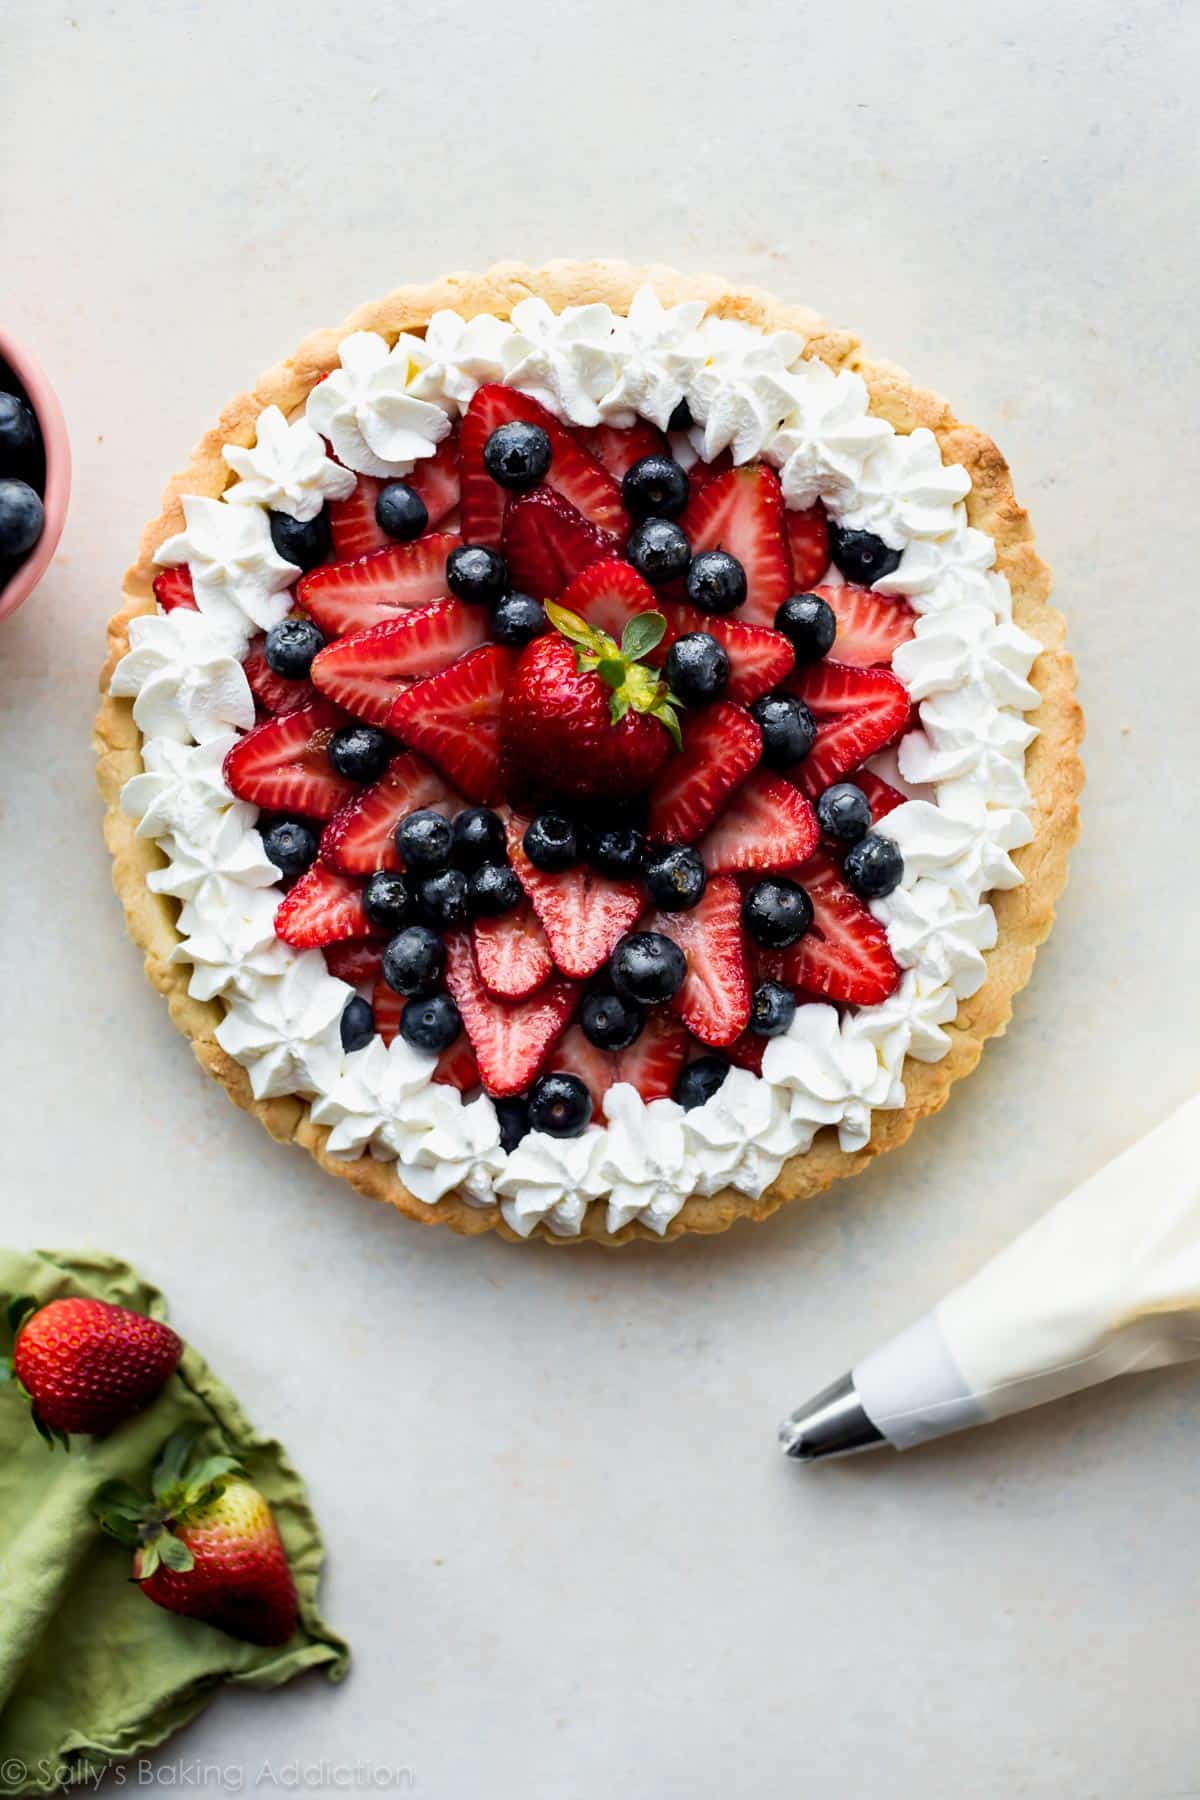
left=223, top=406, right=910, bottom=1101
left=102, top=269, right=1078, bottom=1243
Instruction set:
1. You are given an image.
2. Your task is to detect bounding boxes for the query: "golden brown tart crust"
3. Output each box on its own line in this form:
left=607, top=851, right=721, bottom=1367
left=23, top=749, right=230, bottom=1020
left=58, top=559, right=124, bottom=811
left=95, top=261, right=1084, bottom=1245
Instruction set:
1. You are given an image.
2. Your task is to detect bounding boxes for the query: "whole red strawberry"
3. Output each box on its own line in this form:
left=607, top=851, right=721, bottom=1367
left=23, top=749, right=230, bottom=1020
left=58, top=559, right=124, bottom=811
left=501, top=599, right=682, bottom=800
left=4, top=1295, right=182, bottom=1445
left=92, top=1430, right=299, bottom=1647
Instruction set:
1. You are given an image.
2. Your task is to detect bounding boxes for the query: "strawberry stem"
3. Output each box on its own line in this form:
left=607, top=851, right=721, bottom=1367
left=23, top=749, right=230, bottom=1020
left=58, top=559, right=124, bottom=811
left=544, top=600, right=683, bottom=750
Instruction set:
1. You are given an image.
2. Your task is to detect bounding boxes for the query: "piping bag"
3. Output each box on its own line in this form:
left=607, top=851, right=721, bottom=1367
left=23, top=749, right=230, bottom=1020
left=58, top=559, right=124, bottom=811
left=780, top=1093, right=1200, bottom=1461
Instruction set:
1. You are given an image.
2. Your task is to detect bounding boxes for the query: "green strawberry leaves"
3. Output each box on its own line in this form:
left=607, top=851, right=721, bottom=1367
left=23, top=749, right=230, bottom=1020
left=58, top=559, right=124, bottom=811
left=545, top=600, right=683, bottom=751
left=90, top=1428, right=244, bottom=1580
left=620, top=611, right=667, bottom=662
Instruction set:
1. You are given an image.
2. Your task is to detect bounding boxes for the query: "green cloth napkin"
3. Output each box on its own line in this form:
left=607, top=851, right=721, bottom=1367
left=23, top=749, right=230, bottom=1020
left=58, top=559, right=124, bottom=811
left=0, top=1249, right=349, bottom=1796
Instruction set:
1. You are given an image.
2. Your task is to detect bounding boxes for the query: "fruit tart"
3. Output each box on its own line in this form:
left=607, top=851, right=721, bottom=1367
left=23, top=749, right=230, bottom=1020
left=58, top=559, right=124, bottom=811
left=97, top=263, right=1082, bottom=1244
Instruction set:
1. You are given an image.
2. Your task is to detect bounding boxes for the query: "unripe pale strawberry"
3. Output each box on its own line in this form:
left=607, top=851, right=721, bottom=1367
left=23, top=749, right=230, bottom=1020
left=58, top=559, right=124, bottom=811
left=92, top=1430, right=299, bottom=1647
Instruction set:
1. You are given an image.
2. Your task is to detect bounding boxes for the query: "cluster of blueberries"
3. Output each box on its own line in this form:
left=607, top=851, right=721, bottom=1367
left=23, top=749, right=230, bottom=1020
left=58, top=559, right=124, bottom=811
left=0, top=382, right=46, bottom=583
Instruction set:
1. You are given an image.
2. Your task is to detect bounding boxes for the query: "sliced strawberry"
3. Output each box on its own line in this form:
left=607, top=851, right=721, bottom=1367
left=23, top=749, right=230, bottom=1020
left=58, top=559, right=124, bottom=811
left=387, top=644, right=515, bottom=805
left=686, top=448, right=733, bottom=499
left=551, top=1009, right=689, bottom=1120
left=222, top=700, right=358, bottom=817
left=310, top=599, right=488, bottom=727
left=854, top=767, right=907, bottom=823
left=442, top=932, right=579, bottom=1097
left=814, top=584, right=915, bottom=667
left=431, top=1029, right=479, bottom=1092
left=557, top=558, right=662, bottom=646
left=328, top=476, right=386, bottom=561
left=646, top=700, right=761, bottom=843
left=460, top=386, right=625, bottom=547
left=275, top=863, right=375, bottom=949
left=684, top=465, right=791, bottom=628
left=297, top=532, right=459, bottom=637
left=617, top=1006, right=691, bottom=1105
left=154, top=565, right=198, bottom=612
left=323, top=939, right=384, bottom=987
left=769, top=851, right=901, bottom=1006
left=501, top=487, right=619, bottom=598
left=405, top=428, right=461, bottom=528
left=785, top=661, right=910, bottom=799
left=472, top=900, right=554, bottom=1000
left=699, top=769, right=819, bottom=874
left=660, top=601, right=794, bottom=706
left=372, top=972, right=403, bottom=1046
left=506, top=815, right=643, bottom=979
left=326, top=435, right=461, bottom=563
left=784, top=504, right=831, bottom=591
left=725, top=1030, right=765, bottom=1076
left=242, top=635, right=317, bottom=716
left=647, top=873, right=751, bottom=1048
left=320, top=751, right=460, bottom=875
left=575, top=420, right=668, bottom=480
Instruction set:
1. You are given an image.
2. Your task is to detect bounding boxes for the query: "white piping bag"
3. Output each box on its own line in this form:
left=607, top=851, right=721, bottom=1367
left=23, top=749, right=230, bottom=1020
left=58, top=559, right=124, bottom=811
left=780, top=1093, right=1200, bottom=1461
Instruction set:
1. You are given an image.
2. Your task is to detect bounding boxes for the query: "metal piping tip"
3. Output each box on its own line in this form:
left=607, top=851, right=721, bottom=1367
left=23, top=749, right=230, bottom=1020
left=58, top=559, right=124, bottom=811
left=778, top=1371, right=889, bottom=1462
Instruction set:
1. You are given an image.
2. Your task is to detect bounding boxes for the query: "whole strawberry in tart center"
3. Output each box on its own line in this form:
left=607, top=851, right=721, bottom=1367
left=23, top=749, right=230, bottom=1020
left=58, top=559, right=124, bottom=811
left=501, top=595, right=682, bottom=802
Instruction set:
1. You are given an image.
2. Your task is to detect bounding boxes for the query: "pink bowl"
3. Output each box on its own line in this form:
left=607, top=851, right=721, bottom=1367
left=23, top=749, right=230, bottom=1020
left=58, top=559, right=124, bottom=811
left=0, top=327, right=71, bottom=623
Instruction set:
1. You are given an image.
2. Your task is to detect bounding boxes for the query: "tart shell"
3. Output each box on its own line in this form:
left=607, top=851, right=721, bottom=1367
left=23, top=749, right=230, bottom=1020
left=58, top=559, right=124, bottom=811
left=95, top=261, right=1084, bottom=1246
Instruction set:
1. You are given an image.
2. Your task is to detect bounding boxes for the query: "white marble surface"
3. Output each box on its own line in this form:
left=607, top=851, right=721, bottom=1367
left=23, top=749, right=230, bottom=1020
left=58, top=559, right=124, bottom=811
left=4, top=0, right=1200, bottom=1793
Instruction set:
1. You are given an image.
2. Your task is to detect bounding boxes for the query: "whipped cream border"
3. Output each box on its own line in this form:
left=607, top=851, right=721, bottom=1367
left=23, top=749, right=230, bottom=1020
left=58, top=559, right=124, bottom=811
left=117, top=289, right=1043, bottom=1239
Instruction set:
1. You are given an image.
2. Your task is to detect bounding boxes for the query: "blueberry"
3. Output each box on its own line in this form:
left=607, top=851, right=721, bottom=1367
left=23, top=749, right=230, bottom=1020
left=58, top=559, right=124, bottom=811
left=524, top=811, right=578, bottom=872
left=742, top=877, right=814, bottom=949
left=490, top=591, right=546, bottom=647
left=622, top=455, right=690, bottom=521
left=591, top=825, right=645, bottom=879
left=843, top=833, right=905, bottom=899
left=418, top=867, right=471, bottom=929
left=261, top=817, right=319, bottom=878
left=644, top=844, right=707, bottom=912
left=775, top=593, right=837, bottom=662
left=264, top=616, right=325, bottom=678
left=382, top=924, right=445, bottom=997
left=329, top=724, right=390, bottom=783
left=468, top=861, right=522, bottom=916
left=495, top=1096, right=531, bottom=1153
left=610, top=931, right=687, bottom=1005
left=581, top=989, right=644, bottom=1051
left=528, top=1071, right=593, bottom=1138
left=452, top=806, right=506, bottom=869
left=340, top=995, right=376, bottom=1052
left=674, top=1056, right=729, bottom=1110
left=484, top=421, right=552, bottom=490
left=374, top=480, right=428, bottom=542
left=626, top=517, right=691, bottom=586
left=828, top=522, right=902, bottom=586
left=749, top=980, right=796, bottom=1038
left=268, top=508, right=331, bottom=572
left=664, top=632, right=729, bottom=705
left=817, top=782, right=872, bottom=843
left=401, top=991, right=462, bottom=1054
left=446, top=543, right=507, bottom=605
left=685, top=549, right=746, bottom=614
left=396, top=808, right=453, bottom=872
left=749, top=692, right=817, bottom=768
left=363, top=870, right=413, bottom=931
left=0, top=392, right=38, bottom=472
left=0, top=479, right=44, bottom=559
left=667, top=397, right=693, bottom=434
